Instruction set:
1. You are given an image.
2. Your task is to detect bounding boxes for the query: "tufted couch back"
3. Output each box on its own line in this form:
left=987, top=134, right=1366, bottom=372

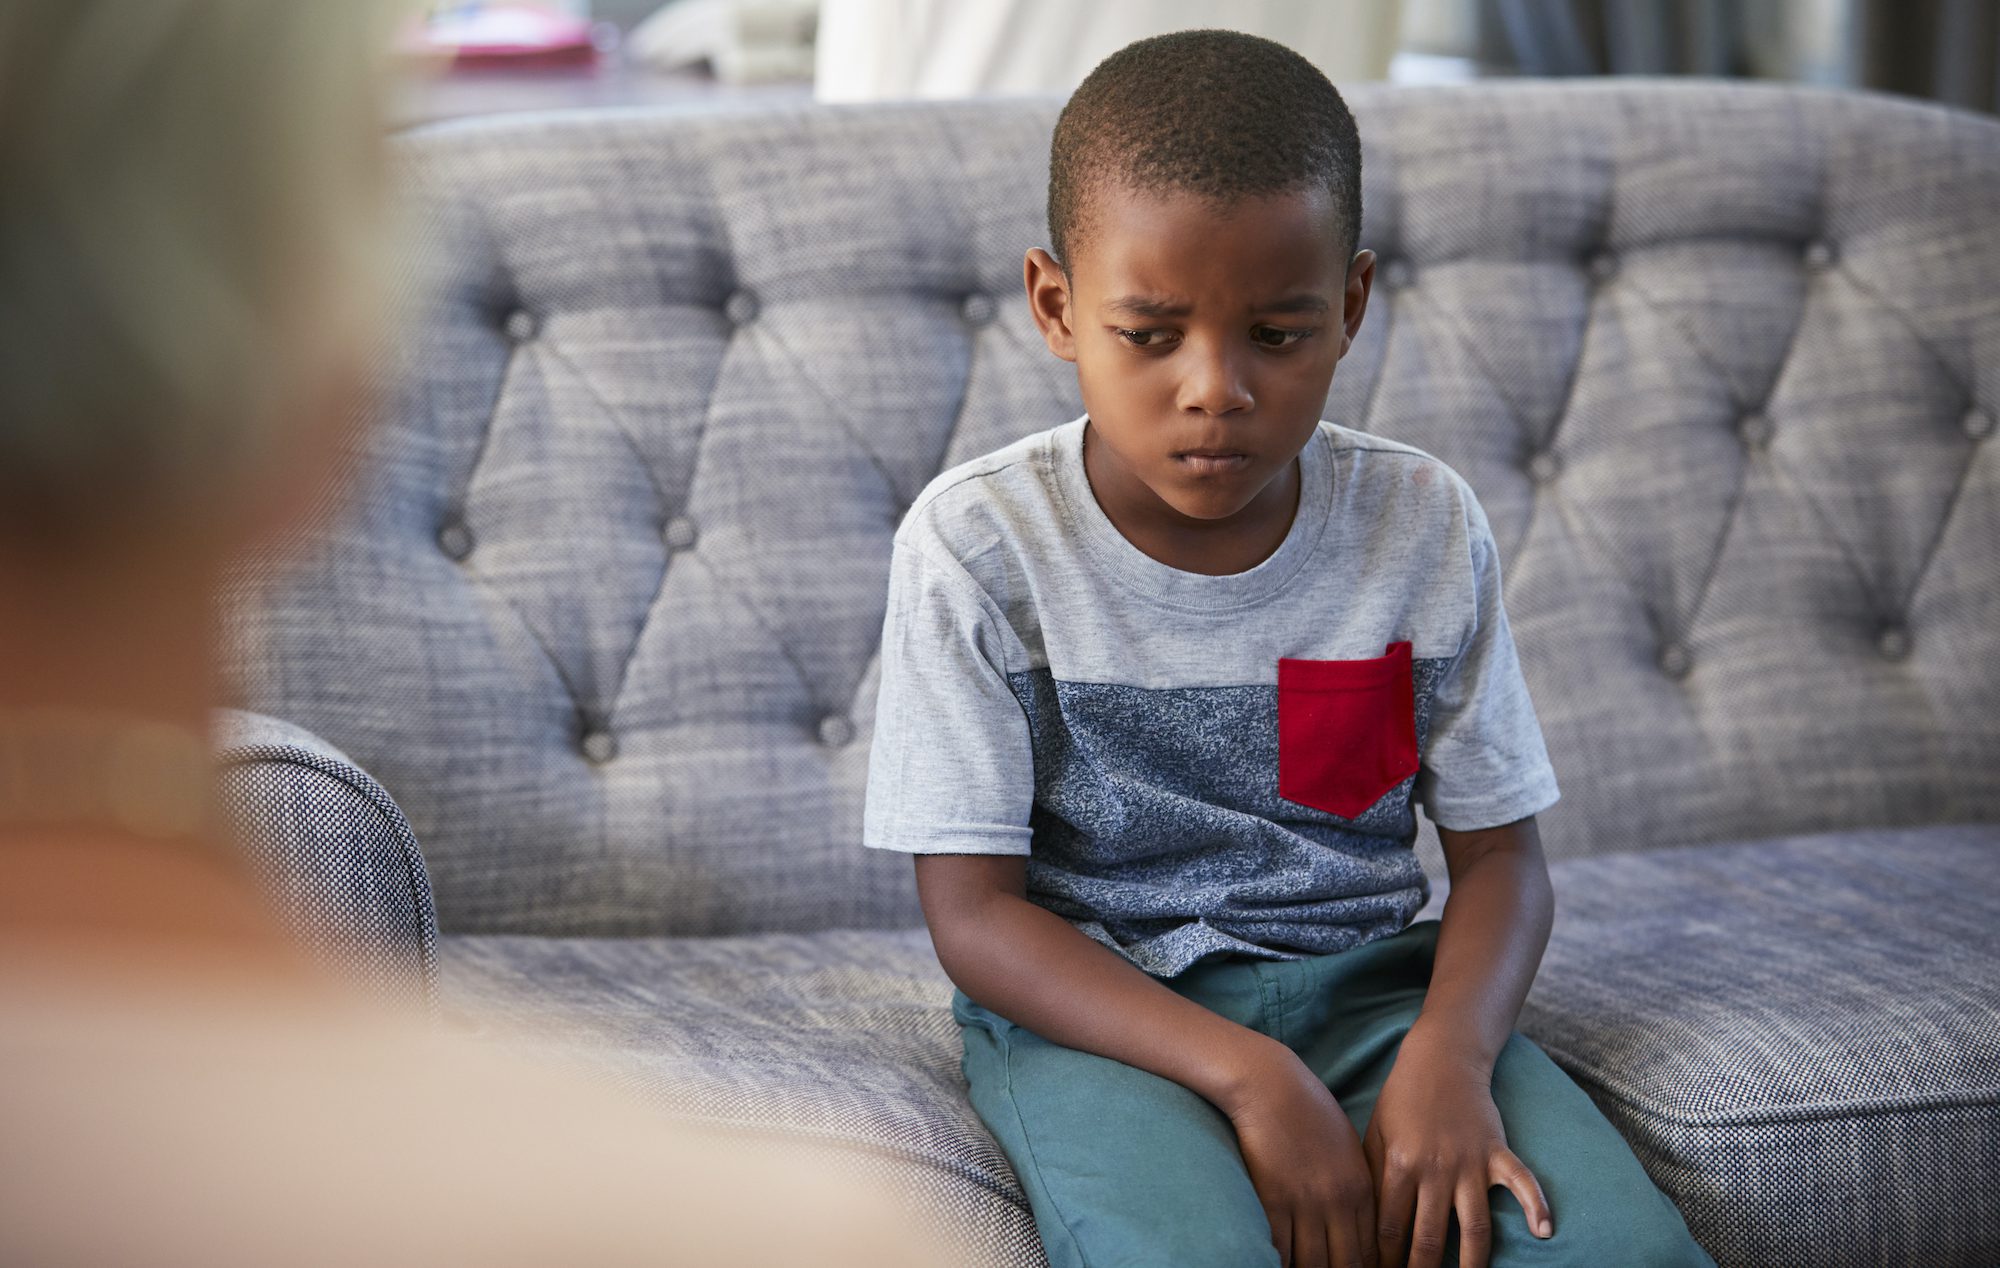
left=225, top=81, right=2000, bottom=939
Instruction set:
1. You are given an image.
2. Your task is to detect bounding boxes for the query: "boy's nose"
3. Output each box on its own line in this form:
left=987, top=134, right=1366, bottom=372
left=1176, top=344, right=1254, bottom=417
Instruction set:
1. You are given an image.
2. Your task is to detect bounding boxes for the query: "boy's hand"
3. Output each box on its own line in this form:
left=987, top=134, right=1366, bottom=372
left=1360, top=1036, right=1553, bottom=1268
left=1223, top=1044, right=1381, bottom=1268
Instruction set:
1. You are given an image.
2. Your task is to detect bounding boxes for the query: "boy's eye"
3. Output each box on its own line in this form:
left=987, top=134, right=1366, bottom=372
left=1112, top=327, right=1314, bottom=350
left=1252, top=326, right=1313, bottom=349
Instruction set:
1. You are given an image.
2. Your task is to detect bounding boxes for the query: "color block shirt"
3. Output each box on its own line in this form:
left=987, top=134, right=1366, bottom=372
left=862, top=414, right=1561, bottom=980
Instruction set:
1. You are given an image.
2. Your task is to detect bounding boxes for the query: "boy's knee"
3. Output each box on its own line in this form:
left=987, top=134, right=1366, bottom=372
left=1526, top=1199, right=1712, bottom=1268
left=1094, top=1222, right=1280, bottom=1268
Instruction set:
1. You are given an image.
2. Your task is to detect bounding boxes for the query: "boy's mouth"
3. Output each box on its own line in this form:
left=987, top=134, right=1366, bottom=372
left=1173, top=448, right=1250, bottom=475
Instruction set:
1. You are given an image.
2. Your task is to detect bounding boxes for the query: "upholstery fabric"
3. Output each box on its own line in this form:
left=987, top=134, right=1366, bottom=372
left=440, top=925, right=1040, bottom=1268
left=223, top=81, right=2000, bottom=940
left=216, top=709, right=439, bottom=1014
left=1516, top=823, right=2000, bottom=1268
left=439, top=823, right=2000, bottom=1268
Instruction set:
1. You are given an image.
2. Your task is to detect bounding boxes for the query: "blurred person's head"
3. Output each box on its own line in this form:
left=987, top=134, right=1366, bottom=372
left=0, top=0, right=405, bottom=942
left=1025, top=28, right=1374, bottom=553
left=0, top=12, right=953, bottom=1265
left=0, top=0, right=400, bottom=562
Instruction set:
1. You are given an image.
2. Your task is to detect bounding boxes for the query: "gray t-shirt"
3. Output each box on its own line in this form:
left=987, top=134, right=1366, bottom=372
left=862, top=414, right=1560, bottom=979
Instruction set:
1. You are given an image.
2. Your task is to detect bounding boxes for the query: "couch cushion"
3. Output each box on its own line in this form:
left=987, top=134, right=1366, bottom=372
left=440, top=823, right=1998, bottom=1268
left=1516, top=822, right=2000, bottom=1268
left=231, top=84, right=2000, bottom=940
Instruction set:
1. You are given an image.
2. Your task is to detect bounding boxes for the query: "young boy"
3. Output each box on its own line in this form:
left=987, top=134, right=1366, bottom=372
left=863, top=29, right=1717, bottom=1268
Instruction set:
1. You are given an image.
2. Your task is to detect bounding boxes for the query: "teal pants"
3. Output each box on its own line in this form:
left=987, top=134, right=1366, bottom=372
left=953, top=919, right=1716, bottom=1268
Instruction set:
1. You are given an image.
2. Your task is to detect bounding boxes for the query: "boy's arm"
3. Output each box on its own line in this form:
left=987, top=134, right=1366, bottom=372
left=1358, top=815, right=1562, bottom=1262
left=1402, top=814, right=1555, bottom=1074
left=914, top=853, right=1287, bottom=1114
left=924, top=855, right=1394, bottom=1262
left=1406, top=477, right=1561, bottom=1074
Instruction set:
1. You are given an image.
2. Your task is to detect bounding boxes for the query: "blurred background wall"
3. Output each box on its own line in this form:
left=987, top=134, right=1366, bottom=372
left=1450, top=0, right=1994, bottom=112
left=396, top=0, right=1999, bottom=125
left=811, top=1, right=1405, bottom=100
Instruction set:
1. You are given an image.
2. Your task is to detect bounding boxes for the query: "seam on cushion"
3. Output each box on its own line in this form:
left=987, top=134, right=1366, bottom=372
left=454, top=190, right=516, bottom=506
left=995, top=1014, right=1102, bottom=1268
left=217, top=742, right=440, bottom=1010
left=1538, top=1040, right=2000, bottom=1128
left=540, top=325, right=726, bottom=721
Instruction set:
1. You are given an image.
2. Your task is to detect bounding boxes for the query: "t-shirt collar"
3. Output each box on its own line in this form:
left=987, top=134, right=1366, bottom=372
left=1049, top=413, right=1335, bottom=611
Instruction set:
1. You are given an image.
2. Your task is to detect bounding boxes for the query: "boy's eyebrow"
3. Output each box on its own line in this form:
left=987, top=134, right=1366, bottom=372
left=1259, top=294, right=1332, bottom=315
left=1102, top=294, right=1331, bottom=318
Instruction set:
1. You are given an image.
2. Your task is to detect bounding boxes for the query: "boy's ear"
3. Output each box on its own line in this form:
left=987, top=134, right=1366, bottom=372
left=1339, top=249, right=1376, bottom=359
left=1023, top=248, right=1078, bottom=363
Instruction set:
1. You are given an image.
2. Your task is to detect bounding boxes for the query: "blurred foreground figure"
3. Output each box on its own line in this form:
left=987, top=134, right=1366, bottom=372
left=0, top=4, right=938, bottom=1264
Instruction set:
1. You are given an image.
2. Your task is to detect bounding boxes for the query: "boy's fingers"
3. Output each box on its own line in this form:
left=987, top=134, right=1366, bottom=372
left=1455, top=1181, right=1492, bottom=1268
left=1493, top=1149, right=1553, bottom=1238
left=1327, top=1211, right=1359, bottom=1268
left=1408, top=1183, right=1450, bottom=1268
left=1292, top=1213, right=1329, bottom=1268
left=1268, top=1202, right=1292, bottom=1267
left=1373, top=1167, right=1416, bottom=1267
left=1352, top=1207, right=1382, bottom=1268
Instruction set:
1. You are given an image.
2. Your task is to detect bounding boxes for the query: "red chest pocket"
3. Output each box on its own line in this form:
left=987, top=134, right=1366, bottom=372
left=1276, top=640, right=1420, bottom=818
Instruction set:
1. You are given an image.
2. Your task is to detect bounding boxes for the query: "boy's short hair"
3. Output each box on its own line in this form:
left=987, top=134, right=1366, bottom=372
left=1047, top=28, right=1363, bottom=276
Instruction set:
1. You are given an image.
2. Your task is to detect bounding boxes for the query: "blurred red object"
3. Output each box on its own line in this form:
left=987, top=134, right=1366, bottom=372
left=395, top=3, right=600, bottom=72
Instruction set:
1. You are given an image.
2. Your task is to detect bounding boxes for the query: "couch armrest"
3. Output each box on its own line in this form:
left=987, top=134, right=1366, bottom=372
left=214, top=709, right=439, bottom=1016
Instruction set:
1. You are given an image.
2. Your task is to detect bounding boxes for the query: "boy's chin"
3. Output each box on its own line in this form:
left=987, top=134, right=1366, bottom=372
left=1149, top=478, right=1263, bottom=524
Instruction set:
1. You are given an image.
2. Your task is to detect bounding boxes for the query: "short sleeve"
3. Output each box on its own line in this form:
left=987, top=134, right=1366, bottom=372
left=862, top=539, right=1035, bottom=855
left=1413, top=490, right=1561, bottom=832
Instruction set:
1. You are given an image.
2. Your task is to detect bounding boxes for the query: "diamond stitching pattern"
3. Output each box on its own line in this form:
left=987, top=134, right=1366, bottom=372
left=225, top=84, right=2000, bottom=938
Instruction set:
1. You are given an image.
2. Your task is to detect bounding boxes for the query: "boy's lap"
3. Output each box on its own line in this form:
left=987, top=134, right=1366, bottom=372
left=954, top=989, right=1283, bottom=1266
left=1461, top=1032, right=1714, bottom=1267
left=1340, top=1028, right=1712, bottom=1267
left=955, top=988, right=1712, bottom=1268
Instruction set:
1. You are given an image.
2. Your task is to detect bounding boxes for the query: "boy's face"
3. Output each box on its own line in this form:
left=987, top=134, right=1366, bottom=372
left=1025, top=182, right=1373, bottom=535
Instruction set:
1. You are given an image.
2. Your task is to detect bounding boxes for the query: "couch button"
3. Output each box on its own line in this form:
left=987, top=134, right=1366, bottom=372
left=960, top=292, right=997, bottom=326
left=1737, top=412, right=1774, bottom=449
left=816, top=713, right=855, bottom=748
left=580, top=729, right=618, bottom=764
left=724, top=290, right=759, bottom=325
left=1803, top=240, right=1836, bottom=270
left=1964, top=407, right=1994, bottom=440
left=662, top=515, right=699, bottom=551
left=1382, top=258, right=1414, bottom=291
left=437, top=519, right=474, bottom=562
left=1526, top=449, right=1561, bottom=484
left=1587, top=251, right=1618, bottom=283
left=503, top=309, right=537, bottom=342
left=1876, top=624, right=1911, bottom=661
left=1658, top=641, right=1692, bottom=679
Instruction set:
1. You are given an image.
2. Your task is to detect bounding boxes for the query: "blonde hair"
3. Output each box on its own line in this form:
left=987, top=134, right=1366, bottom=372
left=0, top=0, right=406, bottom=540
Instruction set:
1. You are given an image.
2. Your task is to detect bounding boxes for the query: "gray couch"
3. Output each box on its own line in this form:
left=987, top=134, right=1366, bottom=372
left=216, top=80, right=2000, bottom=1267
